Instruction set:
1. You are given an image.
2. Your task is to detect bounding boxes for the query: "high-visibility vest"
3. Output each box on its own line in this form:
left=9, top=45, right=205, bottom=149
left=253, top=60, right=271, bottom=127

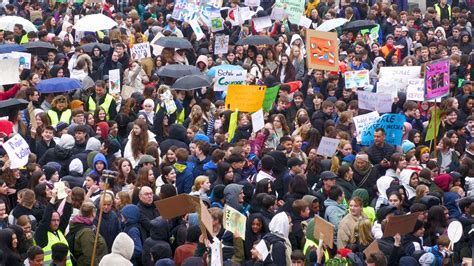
left=88, top=94, right=114, bottom=120
left=434, top=4, right=451, bottom=20
left=156, top=104, right=185, bottom=125
left=48, top=109, right=72, bottom=126
left=303, top=238, right=330, bottom=262
left=43, top=231, right=72, bottom=266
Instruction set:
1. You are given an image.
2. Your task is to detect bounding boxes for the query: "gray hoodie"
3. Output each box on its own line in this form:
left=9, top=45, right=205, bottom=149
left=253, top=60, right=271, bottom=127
left=369, top=57, right=385, bottom=85
left=323, top=198, right=347, bottom=242
left=99, top=233, right=134, bottom=266
left=224, top=184, right=243, bottom=213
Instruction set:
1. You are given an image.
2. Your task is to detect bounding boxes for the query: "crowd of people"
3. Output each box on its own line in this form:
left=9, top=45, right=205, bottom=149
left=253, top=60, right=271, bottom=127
left=0, top=0, right=473, bottom=265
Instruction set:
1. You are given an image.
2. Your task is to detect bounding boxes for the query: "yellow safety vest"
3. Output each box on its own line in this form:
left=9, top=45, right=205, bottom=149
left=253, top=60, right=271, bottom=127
left=43, top=231, right=72, bottom=266
left=88, top=94, right=114, bottom=120
left=48, top=109, right=72, bottom=126
left=303, top=238, right=330, bottom=262
left=156, top=104, right=185, bottom=125
left=434, top=4, right=451, bottom=20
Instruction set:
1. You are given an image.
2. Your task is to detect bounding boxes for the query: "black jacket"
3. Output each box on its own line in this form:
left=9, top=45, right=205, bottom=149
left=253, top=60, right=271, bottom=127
left=142, top=217, right=172, bottom=265
left=160, top=124, right=189, bottom=155
left=137, top=200, right=160, bottom=239
left=38, top=146, right=73, bottom=177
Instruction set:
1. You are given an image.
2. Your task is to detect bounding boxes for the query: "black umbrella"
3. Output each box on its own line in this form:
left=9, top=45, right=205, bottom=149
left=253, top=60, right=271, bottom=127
left=236, top=35, right=276, bottom=46
left=156, top=64, right=201, bottom=78
left=171, top=74, right=212, bottom=90
left=342, top=20, right=377, bottom=32
left=82, top=43, right=111, bottom=53
left=154, top=37, right=193, bottom=49
left=0, top=99, right=29, bottom=116
left=23, top=41, right=56, bottom=55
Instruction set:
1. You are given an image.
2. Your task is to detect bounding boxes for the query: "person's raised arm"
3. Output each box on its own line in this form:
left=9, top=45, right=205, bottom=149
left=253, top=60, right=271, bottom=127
left=34, top=190, right=57, bottom=247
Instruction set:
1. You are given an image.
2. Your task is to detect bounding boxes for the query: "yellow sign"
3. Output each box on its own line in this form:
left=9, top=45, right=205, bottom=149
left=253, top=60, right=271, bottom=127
left=225, top=85, right=266, bottom=113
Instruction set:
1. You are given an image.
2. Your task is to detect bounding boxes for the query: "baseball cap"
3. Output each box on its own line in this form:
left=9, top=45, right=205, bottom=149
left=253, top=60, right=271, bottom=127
left=321, top=171, right=337, bottom=181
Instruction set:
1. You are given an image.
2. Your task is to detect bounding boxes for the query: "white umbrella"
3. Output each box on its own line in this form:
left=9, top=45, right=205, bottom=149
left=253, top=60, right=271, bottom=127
left=73, top=14, right=118, bottom=32
left=316, top=18, right=348, bottom=32
left=0, top=16, right=37, bottom=32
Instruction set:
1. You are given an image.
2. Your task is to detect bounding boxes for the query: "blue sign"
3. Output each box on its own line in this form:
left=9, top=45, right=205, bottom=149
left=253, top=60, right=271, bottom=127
left=361, top=114, right=406, bottom=146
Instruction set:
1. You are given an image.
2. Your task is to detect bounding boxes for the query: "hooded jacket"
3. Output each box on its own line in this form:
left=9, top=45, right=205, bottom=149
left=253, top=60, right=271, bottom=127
left=285, top=34, right=306, bottom=56
left=160, top=124, right=189, bottom=155
left=142, top=217, right=172, bottom=265
left=375, top=175, right=395, bottom=210
left=369, top=57, right=385, bottom=85
left=324, top=199, right=347, bottom=242
left=90, top=153, right=109, bottom=176
left=399, top=169, right=417, bottom=200
left=262, top=212, right=292, bottom=266
left=38, top=143, right=73, bottom=177
left=459, top=31, right=473, bottom=55
left=224, top=184, right=244, bottom=213
left=99, top=233, right=134, bottom=266
left=174, top=160, right=195, bottom=194
left=195, top=55, right=209, bottom=73
left=121, top=204, right=143, bottom=262
left=68, top=215, right=108, bottom=266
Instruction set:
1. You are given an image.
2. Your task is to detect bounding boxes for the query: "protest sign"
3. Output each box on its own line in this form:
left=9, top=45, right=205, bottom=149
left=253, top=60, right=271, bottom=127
left=225, top=85, right=266, bottom=113
left=228, top=7, right=243, bottom=26
left=210, top=238, right=223, bottom=266
left=424, top=59, right=450, bottom=100
left=154, top=194, right=199, bottom=219
left=0, top=58, right=20, bottom=85
left=344, top=70, right=370, bottom=88
left=251, top=109, right=265, bottom=133
left=255, top=239, right=269, bottom=261
left=274, top=0, right=305, bottom=24
left=172, top=0, right=197, bottom=21
left=353, top=111, right=380, bottom=142
left=378, top=66, right=421, bottom=94
left=244, top=0, right=260, bottom=6
left=214, top=68, right=246, bottom=91
left=363, top=241, right=380, bottom=259
left=130, top=42, right=151, bottom=60
left=358, top=91, right=393, bottom=113
left=214, top=35, right=229, bottom=55
left=85, top=0, right=102, bottom=4
left=406, top=79, right=425, bottom=101
left=253, top=16, right=272, bottom=31
left=227, top=110, right=238, bottom=142
left=108, top=69, right=121, bottom=94
left=316, top=137, right=340, bottom=157
left=198, top=200, right=214, bottom=236
left=425, top=108, right=441, bottom=142
left=314, top=215, right=334, bottom=249
left=270, top=8, right=285, bottom=21
left=239, top=7, right=252, bottom=22
left=54, top=181, right=68, bottom=200
left=190, top=19, right=205, bottom=41
left=163, top=90, right=177, bottom=114
left=298, top=16, right=312, bottom=29
left=306, top=30, right=339, bottom=71
left=361, top=113, right=406, bottom=146
left=376, top=81, right=397, bottom=98
left=3, top=134, right=30, bottom=169
left=223, top=205, right=246, bottom=240
left=383, top=212, right=420, bottom=237
left=210, top=17, right=224, bottom=32
left=262, top=85, right=280, bottom=112
left=30, top=10, right=43, bottom=22
left=11, top=52, right=31, bottom=69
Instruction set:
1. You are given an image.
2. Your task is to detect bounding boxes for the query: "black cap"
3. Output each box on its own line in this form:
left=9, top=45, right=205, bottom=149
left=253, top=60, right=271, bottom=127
left=376, top=205, right=398, bottom=223
left=288, top=157, right=304, bottom=168
left=321, top=171, right=337, bottom=181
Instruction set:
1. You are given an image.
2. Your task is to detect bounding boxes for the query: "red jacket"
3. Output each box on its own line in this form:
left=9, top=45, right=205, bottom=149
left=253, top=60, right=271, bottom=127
left=0, top=84, right=21, bottom=100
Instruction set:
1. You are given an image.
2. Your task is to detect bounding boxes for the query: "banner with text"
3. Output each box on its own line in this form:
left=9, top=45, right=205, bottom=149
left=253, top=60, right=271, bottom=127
left=361, top=114, right=406, bottom=146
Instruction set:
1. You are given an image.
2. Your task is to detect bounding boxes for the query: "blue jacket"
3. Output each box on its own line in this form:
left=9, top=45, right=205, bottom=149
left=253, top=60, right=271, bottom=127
left=121, top=204, right=143, bottom=264
left=174, top=161, right=195, bottom=194
left=324, top=199, right=347, bottom=242
left=90, top=153, right=109, bottom=176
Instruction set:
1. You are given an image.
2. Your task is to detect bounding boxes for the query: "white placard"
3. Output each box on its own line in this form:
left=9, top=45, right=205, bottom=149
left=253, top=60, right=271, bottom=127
left=251, top=109, right=264, bottom=132
left=109, top=69, right=121, bottom=94
left=11, top=52, right=31, bottom=69
left=255, top=239, right=269, bottom=261
left=130, top=42, right=151, bottom=60
left=253, top=16, right=272, bottom=31
left=2, top=134, right=30, bottom=169
left=163, top=90, right=177, bottom=114
left=239, top=7, right=252, bottom=21
left=316, top=137, right=340, bottom=157
left=358, top=91, right=393, bottom=113
left=406, top=78, right=425, bottom=101
left=353, top=111, right=380, bottom=141
left=190, top=19, right=205, bottom=41
left=229, top=8, right=243, bottom=26
left=245, top=0, right=260, bottom=6
left=214, top=68, right=246, bottom=91
left=378, top=66, right=421, bottom=94
left=54, top=181, right=68, bottom=199
left=0, top=58, right=20, bottom=85
left=214, top=35, right=229, bottom=55
left=298, top=16, right=312, bottom=29
left=270, top=8, right=285, bottom=21
left=376, top=81, right=397, bottom=98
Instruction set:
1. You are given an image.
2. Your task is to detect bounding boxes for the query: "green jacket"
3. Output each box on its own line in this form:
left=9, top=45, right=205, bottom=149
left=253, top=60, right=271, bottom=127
left=68, top=219, right=108, bottom=266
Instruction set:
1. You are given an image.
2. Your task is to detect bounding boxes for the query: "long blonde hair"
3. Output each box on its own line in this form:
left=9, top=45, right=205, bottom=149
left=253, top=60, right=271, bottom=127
left=350, top=219, right=374, bottom=246
left=192, top=176, right=209, bottom=192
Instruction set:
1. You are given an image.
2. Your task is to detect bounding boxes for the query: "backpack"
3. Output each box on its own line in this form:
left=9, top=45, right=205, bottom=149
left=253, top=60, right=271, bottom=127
left=66, top=226, right=90, bottom=266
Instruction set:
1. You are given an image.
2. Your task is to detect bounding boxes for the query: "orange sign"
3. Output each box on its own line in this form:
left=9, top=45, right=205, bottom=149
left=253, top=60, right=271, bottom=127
left=306, top=29, right=339, bottom=71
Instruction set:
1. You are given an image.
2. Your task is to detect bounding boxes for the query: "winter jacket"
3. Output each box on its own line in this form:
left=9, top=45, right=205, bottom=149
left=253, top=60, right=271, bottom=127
left=337, top=214, right=367, bottom=249
left=142, top=217, right=172, bottom=266
left=159, top=124, right=189, bottom=155
left=124, top=130, right=157, bottom=167
left=174, top=161, right=195, bottom=194
left=323, top=199, right=347, bottom=243
left=121, top=204, right=143, bottom=265
left=99, top=233, right=134, bottom=266
left=369, top=57, right=385, bottom=85
left=93, top=210, right=121, bottom=252
left=38, top=146, right=73, bottom=177
left=137, top=200, right=160, bottom=239
left=399, top=169, right=417, bottom=200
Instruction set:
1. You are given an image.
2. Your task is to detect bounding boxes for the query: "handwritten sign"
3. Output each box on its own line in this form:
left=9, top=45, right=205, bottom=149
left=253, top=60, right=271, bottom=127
left=9, top=52, right=31, bottom=69
left=251, top=109, right=264, bottom=132
left=3, top=134, right=30, bottom=169
left=425, top=59, right=449, bottom=100
left=214, top=35, right=229, bottom=55
left=262, top=85, right=280, bottom=112
left=214, top=69, right=246, bottom=92
left=358, top=91, right=393, bottom=113
left=270, top=8, right=285, bottom=21
left=306, top=30, right=338, bottom=71
left=406, top=79, right=425, bottom=101
left=377, top=81, right=397, bottom=98
left=0, top=58, right=20, bottom=85
left=223, top=205, right=246, bottom=240
left=298, top=16, right=312, bottom=29
left=361, top=113, right=406, bottom=146
left=211, top=17, right=224, bottom=32
left=345, top=70, right=370, bottom=88
left=245, top=0, right=260, bottom=6
left=190, top=18, right=205, bottom=41
left=274, top=0, right=305, bottom=24
left=225, top=85, right=266, bottom=113
left=378, top=66, right=421, bottom=94
left=253, top=16, right=272, bottom=31
left=353, top=111, right=380, bottom=142
left=130, top=42, right=151, bottom=60
left=109, top=69, right=120, bottom=94
left=317, top=137, right=340, bottom=157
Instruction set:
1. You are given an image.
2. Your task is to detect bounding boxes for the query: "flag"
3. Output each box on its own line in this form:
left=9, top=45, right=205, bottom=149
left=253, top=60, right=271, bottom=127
left=425, top=109, right=441, bottom=142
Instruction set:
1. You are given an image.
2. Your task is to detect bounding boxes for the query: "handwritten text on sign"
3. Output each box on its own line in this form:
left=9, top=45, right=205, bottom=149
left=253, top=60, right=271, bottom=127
left=214, top=69, right=246, bottom=91
left=353, top=111, right=380, bottom=141
left=316, top=137, right=340, bottom=157
left=361, top=114, right=406, bottom=146
left=3, top=134, right=30, bottom=169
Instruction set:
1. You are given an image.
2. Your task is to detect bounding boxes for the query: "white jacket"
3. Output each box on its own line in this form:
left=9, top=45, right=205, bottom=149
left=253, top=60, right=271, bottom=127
left=99, top=233, right=133, bottom=266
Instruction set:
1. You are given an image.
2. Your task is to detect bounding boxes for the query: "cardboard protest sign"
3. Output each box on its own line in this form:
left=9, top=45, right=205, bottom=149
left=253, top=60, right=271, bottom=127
left=361, top=113, right=406, bottom=146
left=214, top=35, right=229, bottom=55
left=262, top=85, right=280, bottom=112
left=251, top=109, right=265, bottom=132
left=225, top=85, right=266, bottom=113
left=406, top=79, right=425, bottom=101
left=0, top=58, right=20, bottom=85
left=154, top=194, right=199, bottom=219
left=363, top=240, right=380, bottom=259
left=382, top=212, right=420, bottom=237
left=214, top=68, right=246, bottom=92
left=2, top=134, right=30, bottom=169
left=11, top=52, right=31, bottom=69
left=424, top=59, right=450, bottom=100
left=345, top=70, right=370, bottom=88
left=378, top=66, right=421, bottom=94
left=27, top=103, right=37, bottom=129
left=227, top=110, right=238, bottom=142
left=85, top=0, right=102, bottom=4
left=108, top=69, right=121, bottom=94
left=376, top=81, right=397, bottom=98
left=313, top=215, right=334, bottom=249
left=211, top=17, right=224, bottom=32
left=198, top=200, right=214, bottom=236
left=253, top=16, right=272, bottom=31
left=316, top=137, right=340, bottom=157
left=274, top=0, right=305, bottom=24
left=425, top=108, right=441, bottom=142
left=130, top=42, right=151, bottom=60
left=306, top=30, right=339, bottom=72
left=353, top=111, right=380, bottom=142
left=270, top=8, right=286, bottom=21
left=358, top=91, right=393, bottom=113
left=223, top=205, right=246, bottom=240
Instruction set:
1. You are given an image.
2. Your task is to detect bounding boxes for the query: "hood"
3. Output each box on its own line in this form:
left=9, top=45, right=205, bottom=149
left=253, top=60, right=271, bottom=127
left=444, top=192, right=461, bottom=219
left=168, top=124, right=187, bottom=142
left=203, top=160, right=217, bottom=171
left=53, top=145, right=72, bottom=160
left=400, top=169, right=416, bottom=186
left=460, top=95, right=474, bottom=114
left=85, top=137, right=101, bottom=151
left=111, top=232, right=134, bottom=260
left=289, top=34, right=304, bottom=48
left=58, top=134, right=75, bottom=149
left=69, top=158, right=84, bottom=175
left=434, top=27, right=446, bottom=39
left=267, top=150, right=288, bottom=175
left=352, top=188, right=369, bottom=207
left=324, top=198, right=345, bottom=209
left=460, top=30, right=472, bottom=42
left=269, top=212, right=290, bottom=238
left=224, top=184, right=243, bottom=212
left=54, top=53, right=66, bottom=64
left=377, top=175, right=395, bottom=199
left=92, top=153, right=108, bottom=172
left=49, top=65, right=63, bottom=77
left=434, top=174, right=452, bottom=192
left=150, top=217, right=170, bottom=241
left=196, top=55, right=208, bottom=68
left=372, top=57, right=385, bottom=71
left=121, top=204, right=140, bottom=224
left=61, top=21, right=72, bottom=32
left=174, top=162, right=191, bottom=174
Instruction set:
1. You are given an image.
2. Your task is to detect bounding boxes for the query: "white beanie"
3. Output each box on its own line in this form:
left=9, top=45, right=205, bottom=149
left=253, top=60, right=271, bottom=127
left=69, top=158, right=83, bottom=175
left=58, top=134, right=75, bottom=150
left=85, top=137, right=101, bottom=152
